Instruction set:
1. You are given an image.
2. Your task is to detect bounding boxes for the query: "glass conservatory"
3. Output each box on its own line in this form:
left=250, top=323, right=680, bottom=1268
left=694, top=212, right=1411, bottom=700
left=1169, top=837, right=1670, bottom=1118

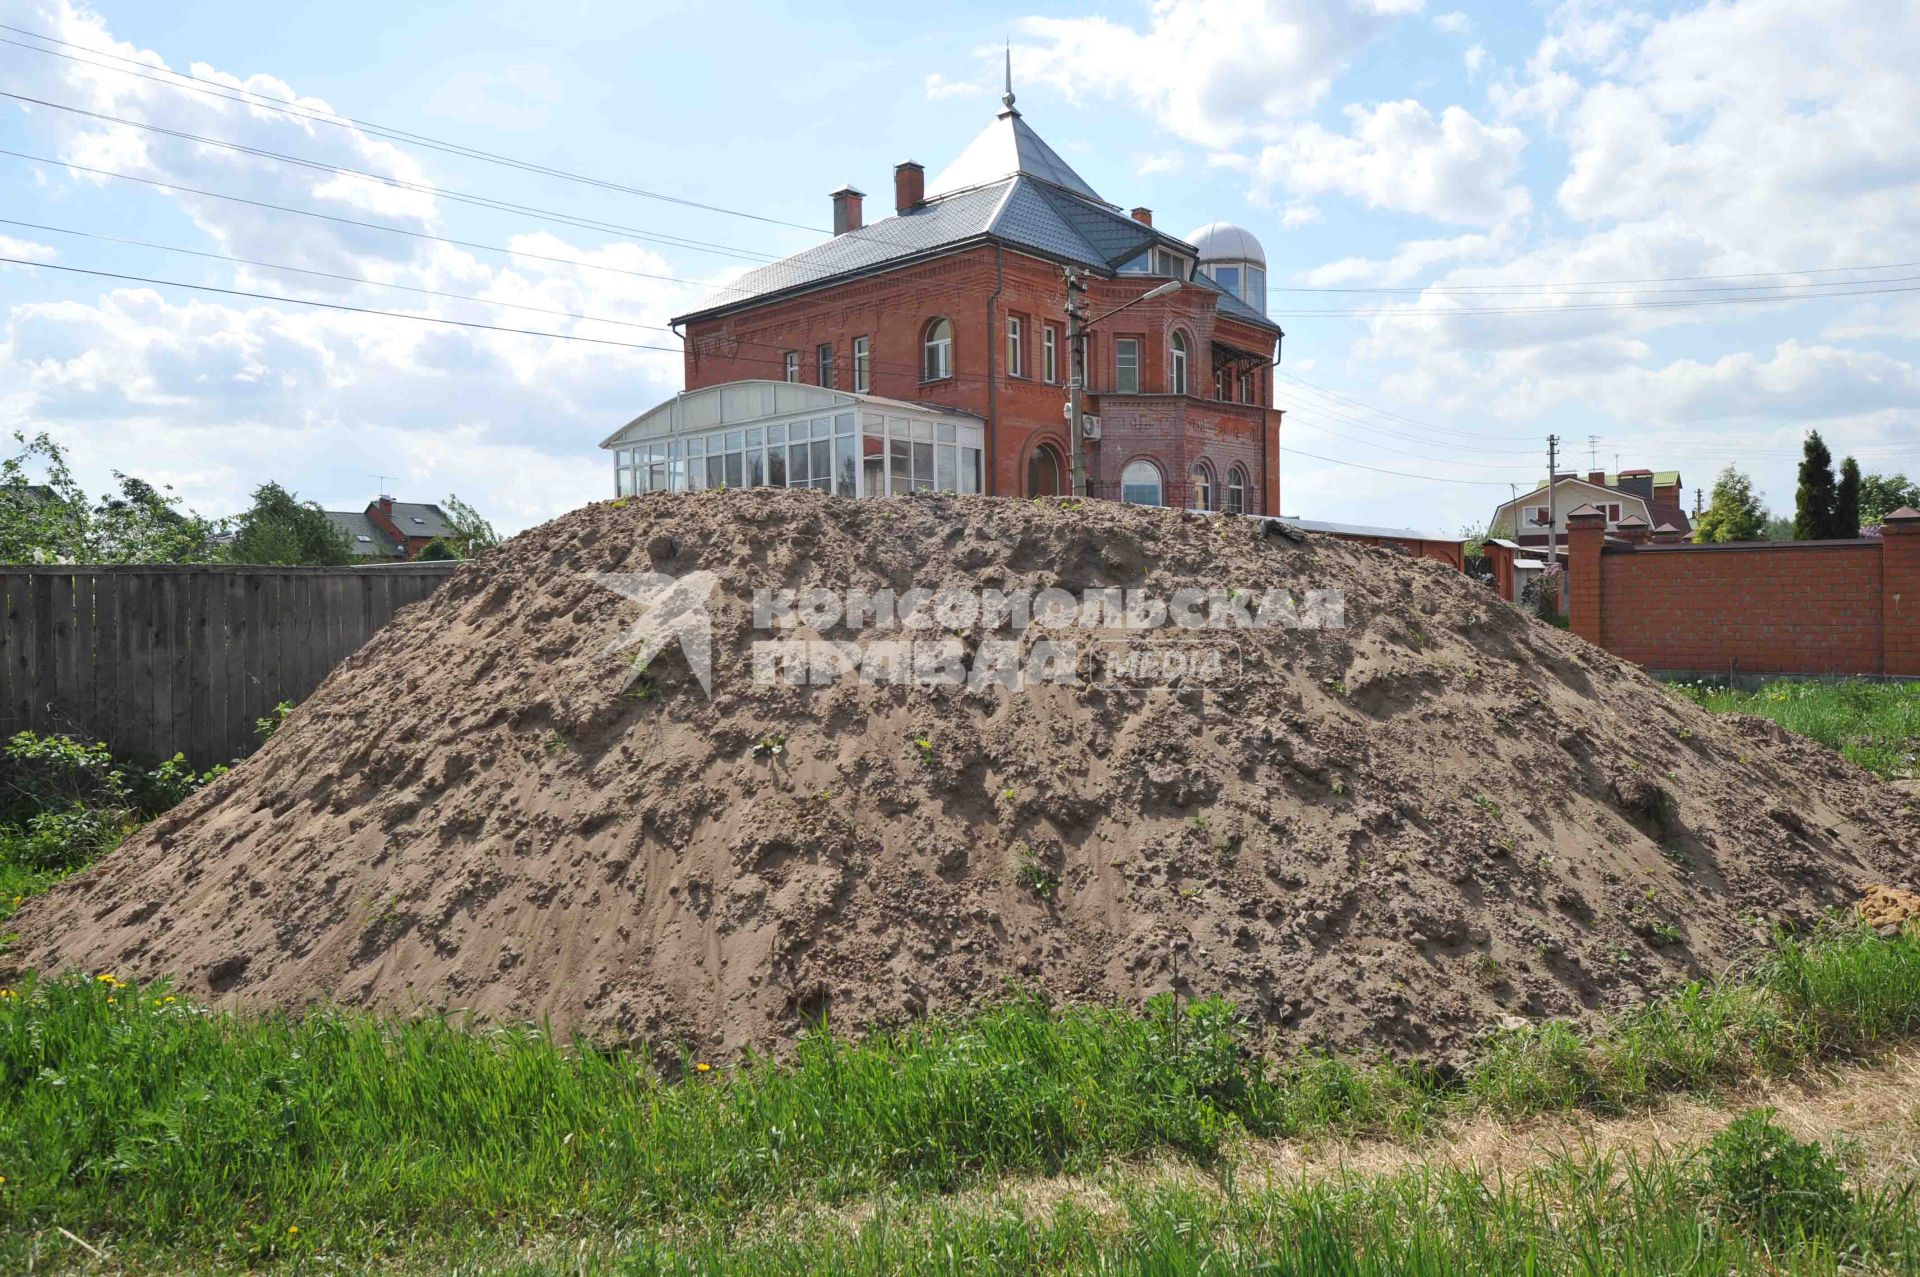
left=602, top=381, right=985, bottom=500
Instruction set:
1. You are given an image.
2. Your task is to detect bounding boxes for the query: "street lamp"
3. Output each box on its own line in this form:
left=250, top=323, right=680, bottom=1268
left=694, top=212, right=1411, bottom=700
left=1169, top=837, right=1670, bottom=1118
left=1065, top=274, right=1183, bottom=498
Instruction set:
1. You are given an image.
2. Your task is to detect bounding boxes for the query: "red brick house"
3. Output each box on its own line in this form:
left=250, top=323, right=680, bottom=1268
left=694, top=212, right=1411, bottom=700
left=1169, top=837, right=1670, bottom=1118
left=324, top=497, right=456, bottom=560
left=606, top=79, right=1284, bottom=514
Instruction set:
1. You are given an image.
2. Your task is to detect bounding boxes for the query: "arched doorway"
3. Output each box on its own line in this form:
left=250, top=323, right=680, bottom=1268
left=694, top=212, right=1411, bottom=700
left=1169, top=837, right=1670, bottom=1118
left=1027, top=443, right=1064, bottom=497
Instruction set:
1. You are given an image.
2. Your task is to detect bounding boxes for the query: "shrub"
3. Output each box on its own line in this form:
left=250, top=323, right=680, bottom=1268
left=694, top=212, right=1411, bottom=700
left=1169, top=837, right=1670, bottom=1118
left=1698, top=1108, right=1853, bottom=1244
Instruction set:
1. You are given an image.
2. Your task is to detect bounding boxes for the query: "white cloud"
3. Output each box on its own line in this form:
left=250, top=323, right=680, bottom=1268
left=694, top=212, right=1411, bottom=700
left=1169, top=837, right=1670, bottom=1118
left=1132, top=149, right=1186, bottom=177
left=0, top=235, right=58, bottom=263
left=0, top=0, right=691, bottom=531
left=1252, top=100, right=1529, bottom=226
left=923, top=72, right=982, bottom=102
left=1432, top=10, right=1470, bottom=33
left=1464, top=44, right=1488, bottom=79
left=1013, top=0, right=1420, bottom=146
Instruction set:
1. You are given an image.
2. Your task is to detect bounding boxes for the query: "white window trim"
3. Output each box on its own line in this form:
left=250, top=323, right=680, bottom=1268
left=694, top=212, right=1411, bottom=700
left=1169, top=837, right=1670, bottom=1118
left=1170, top=332, right=1189, bottom=397
left=1043, top=326, right=1057, bottom=384
left=923, top=319, right=953, bottom=382
left=852, top=336, right=871, bottom=393
left=782, top=351, right=799, bottom=383
left=1007, top=316, right=1023, bottom=378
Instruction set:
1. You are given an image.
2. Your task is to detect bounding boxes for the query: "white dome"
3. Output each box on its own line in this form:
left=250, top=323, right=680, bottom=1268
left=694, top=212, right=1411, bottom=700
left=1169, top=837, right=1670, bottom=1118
left=1183, top=221, right=1266, bottom=267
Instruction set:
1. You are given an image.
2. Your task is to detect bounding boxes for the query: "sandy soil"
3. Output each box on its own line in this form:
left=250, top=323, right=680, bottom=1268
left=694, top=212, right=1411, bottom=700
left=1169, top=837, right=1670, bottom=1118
left=8, top=490, right=1917, bottom=1057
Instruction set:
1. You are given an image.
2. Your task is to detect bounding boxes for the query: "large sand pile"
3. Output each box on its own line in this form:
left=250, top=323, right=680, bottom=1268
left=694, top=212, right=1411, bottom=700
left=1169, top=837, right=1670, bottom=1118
left=9, top=491, right=1916, bottom=1057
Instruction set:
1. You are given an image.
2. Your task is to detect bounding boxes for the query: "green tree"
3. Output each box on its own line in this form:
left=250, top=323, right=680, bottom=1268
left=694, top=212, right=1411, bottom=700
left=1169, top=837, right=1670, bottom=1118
left=1793, top=430, right=1837, bottom=539
left=221, top=482, right=353, bottom=566
left=1834, top=456, right=1861, bottom=537
left=1761, top=514, right=1796, bottom=541
left=1859, top=472, right=1920, bottom=526
left=0, top=432, right=213, bottom=564
left=1693, top=466, right=1768, bottom=543
left=416, top=536, right=458, bottom=561
left=440, top=493, right=499, bottom=558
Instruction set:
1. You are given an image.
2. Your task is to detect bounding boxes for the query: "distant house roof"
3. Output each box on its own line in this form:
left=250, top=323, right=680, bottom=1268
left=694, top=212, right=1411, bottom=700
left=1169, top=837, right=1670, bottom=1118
left=1536, top=471, right=1682, bottom=489
left=382, top=501, right=455, bottom=540
left=671, top=110, right=1280, bottom=335
left=324, top=510, right=402, bottom=558
left=1285, top=516, right=1462, bottom=544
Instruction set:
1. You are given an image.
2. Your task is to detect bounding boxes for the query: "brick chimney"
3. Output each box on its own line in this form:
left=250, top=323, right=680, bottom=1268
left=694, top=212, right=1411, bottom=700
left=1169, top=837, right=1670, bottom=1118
left=377, top=495, right=393, bottom=517
left=830, top=185, right=864, bottom=236
left=894, top=161, right=924, bottom=214
left=1588, top=469, right=1606, bottom=486
left=1130, top=206, right=1153, bottom=226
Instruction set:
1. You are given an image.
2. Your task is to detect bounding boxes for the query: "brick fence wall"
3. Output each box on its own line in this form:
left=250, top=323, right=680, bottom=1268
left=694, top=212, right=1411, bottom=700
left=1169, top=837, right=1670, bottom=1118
left=1563, top=505, right=1920, bottom=677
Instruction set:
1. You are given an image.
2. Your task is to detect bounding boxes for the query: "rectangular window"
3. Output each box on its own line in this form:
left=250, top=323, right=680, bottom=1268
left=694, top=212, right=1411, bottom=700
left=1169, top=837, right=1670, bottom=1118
left=1608, top=503, right=1622, bottom=522
left=1043, top=325, right=1058, bottom=383
left=816, top=343, right=833, bottom=388
left=960, top=446, right=982, bottom=494
left=889, top=433, right=912, bottom=495
left=1115, top=338, right=1140, bottom=394
left=852, top=336, right=870, bottom=393
left=1007, top=316, right=1023, bottom=378
left=783, top=351, right=798, bottom=383
left=835, top=435, right=856, bottom=497
left=788, top=440, right=810, bottom=486
left=767, top=442, right=787, bottom=486
left=1214, top=368, right=1227, bottom=400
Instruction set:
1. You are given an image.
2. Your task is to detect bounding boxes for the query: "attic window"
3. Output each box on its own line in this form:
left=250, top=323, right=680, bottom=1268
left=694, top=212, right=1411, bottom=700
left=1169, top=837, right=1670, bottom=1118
left=411, top=516, right=425, bottom=524
left=356, top=534, right=371, bottom=542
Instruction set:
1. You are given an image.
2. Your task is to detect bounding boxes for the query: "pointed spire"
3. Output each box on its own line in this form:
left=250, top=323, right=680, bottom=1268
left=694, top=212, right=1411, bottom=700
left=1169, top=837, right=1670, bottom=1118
left=1000, top=39, right=1019, bottom=116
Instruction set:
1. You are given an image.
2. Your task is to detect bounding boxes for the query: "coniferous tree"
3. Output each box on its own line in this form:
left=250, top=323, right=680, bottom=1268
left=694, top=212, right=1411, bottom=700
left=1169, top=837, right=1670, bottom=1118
left=1693, top=465, right=1768, bottom=543
left=1793, top=431, right=1837, bottom=540
left=1835, top=456, right=1862, bottom=537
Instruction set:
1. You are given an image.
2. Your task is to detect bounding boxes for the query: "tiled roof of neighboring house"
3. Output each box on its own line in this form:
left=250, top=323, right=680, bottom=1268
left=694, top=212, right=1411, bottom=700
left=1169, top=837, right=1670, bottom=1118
left=1533, top=471, right=1682, bottom=489
left=384, top=501, right=456, bottom=540
left=324, top=510, right=402, bottom=558
left=672, top=133, right=1281, bottom=334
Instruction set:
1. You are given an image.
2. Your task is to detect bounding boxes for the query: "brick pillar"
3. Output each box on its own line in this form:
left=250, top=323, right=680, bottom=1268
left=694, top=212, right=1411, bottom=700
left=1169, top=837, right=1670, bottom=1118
left=1616, top=515, right=1651, bottom=545
left=1884, top=507, right=1920, bottom=676
left=1566, top=505, right=1606, bottom=646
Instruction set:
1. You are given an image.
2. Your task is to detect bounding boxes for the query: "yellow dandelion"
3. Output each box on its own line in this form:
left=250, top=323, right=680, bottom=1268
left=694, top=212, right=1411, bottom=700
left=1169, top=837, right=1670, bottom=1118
left=694, top=1062, right=712, bottom=1072
left=106, top=997, right=116, bottom=1005
left=163, top=995, right=176, bottom=1004
left=96, top=973, right=115, bottom=983
left=288, top=1225, right=299, bottom=1236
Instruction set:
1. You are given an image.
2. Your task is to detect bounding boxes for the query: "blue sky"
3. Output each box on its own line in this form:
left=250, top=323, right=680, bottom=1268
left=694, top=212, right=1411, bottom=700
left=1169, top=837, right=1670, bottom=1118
left=1, top=0, right=1917, bottom=535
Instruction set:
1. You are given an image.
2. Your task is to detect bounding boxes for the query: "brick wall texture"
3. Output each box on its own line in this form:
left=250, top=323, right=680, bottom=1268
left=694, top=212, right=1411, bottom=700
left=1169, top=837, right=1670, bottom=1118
left=1566, top=512, right=1920, bottom=676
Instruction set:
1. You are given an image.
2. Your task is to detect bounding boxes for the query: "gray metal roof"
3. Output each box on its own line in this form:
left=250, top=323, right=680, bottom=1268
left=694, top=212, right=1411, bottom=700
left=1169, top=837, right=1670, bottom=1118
left=385, top=501, right=455, bottom=539
left=324, top=510, right=402, bottom=558
left=926, top=109, right=1107, bottom=204
left=674, top=175, right=1282, bottom=335
left=1283, top=516, right=1462, bottom=543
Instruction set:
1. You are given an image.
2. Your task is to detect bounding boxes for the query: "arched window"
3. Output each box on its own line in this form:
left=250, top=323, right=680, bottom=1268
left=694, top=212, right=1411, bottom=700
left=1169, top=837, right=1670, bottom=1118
left=1120, top=459, right=1164, bottom=506
left=1188, top=461, right=1213, bottom=511
left=1169, top=331, right=1190, bottom=396
left=1225, top=465, right=1248, bottom=515
left=923, top=318, right=953, bottom=381
left=1027, top=443, right=1063, bottom=497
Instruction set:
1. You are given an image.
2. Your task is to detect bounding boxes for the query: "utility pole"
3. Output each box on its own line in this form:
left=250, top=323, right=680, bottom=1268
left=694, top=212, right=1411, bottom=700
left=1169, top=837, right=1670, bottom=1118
left=1695, top=487, right=1704, bottom=516
left=1546, top=434, right=1560, bottom=564
left=1587, top=434, right=1601, bottom=471
left=1064, top=267, right=1090, bottom=497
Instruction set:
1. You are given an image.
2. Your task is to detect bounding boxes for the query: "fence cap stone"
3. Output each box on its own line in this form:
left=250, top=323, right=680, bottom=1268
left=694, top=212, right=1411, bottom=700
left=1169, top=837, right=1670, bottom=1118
left=1883, top=506, right=1920, bottom=527
left=1565, top=504, right=1606, bottom=525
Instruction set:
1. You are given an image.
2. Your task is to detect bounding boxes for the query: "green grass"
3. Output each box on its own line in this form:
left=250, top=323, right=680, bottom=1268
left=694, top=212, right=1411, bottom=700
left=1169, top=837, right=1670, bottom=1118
left=1670, top=677, right=1920, bottom=779
left=5, top=926, right=1920, bottom=1269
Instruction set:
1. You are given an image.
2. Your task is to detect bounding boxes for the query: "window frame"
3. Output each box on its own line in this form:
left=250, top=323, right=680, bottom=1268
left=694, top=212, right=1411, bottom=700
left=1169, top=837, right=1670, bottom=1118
left=782, top=351, right=799, bottom=383
left=852, top=335, right=871, bottom=393
left=1006, top=314, right=1023, bottom=379
left=1114, top=337, right=1141, bottom=394
left=1120, top=458, right=1164, bottom=507
left=1225, top=465, right=1248, bottom=515
left=1042, top=324, right=1058, bottom=383
left=1169, top=330, right=1190, bottom=396
left=922, top=317, right=953, bottom=382
left=1188, top=461, right=1214, bottom=512
left=816, top=342, right=834, bottom=388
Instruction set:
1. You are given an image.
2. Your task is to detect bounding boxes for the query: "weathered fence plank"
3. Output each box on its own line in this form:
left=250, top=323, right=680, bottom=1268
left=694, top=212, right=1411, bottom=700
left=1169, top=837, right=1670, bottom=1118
left=0, top=563, right=457, bottom=765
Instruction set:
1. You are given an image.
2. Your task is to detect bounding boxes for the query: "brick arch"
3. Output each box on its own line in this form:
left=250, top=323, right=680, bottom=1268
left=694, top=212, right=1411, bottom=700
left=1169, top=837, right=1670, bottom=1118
left=1116, top=452, right=1168, bottom=507
left=1166, top=324, right=1197, bottom=396
left=1023, top=432, right=1072, bottom=497
left=1186, top=456, right=1217, bottom=511
left=921, top=315, right=956, bottom=380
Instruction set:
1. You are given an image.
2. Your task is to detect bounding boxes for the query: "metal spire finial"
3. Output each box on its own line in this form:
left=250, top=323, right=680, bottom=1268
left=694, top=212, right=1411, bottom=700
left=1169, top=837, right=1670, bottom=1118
left=1002, top=39, right=1018, bottom=113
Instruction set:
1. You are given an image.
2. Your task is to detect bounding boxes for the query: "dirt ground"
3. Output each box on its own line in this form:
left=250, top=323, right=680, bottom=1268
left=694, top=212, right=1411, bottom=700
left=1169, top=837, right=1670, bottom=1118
left=8, top=490, right=1917, bottom=1057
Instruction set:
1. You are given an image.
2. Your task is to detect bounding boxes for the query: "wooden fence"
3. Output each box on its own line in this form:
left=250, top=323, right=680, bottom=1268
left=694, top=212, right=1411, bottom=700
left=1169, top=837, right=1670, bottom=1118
left=0, top=562, right=458, bottom=766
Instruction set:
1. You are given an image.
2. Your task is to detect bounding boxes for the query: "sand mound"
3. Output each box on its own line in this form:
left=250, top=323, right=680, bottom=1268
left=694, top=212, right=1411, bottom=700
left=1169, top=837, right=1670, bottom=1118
left=9, top=491, right=1916, bottom=1057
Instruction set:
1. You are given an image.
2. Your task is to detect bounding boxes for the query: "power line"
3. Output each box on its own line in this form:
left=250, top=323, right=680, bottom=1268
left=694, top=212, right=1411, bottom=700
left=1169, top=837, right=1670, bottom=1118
left=1270, top=281, right=1920, bottom=318
left=0, top=89, right=781, bottom=263
left=0, top=254, right=689, bottom=352
left=1277, top=444, right=1516, bottom=486
left=0, top=147, right=750, bottom=294
left=1278, top=260, right=1920, bottom=295
left=1275, top=370, right=1538, bottom=442
left=1287, top=415, right=1538, bottom=470
left=0, top=23, right=827, bottom=234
